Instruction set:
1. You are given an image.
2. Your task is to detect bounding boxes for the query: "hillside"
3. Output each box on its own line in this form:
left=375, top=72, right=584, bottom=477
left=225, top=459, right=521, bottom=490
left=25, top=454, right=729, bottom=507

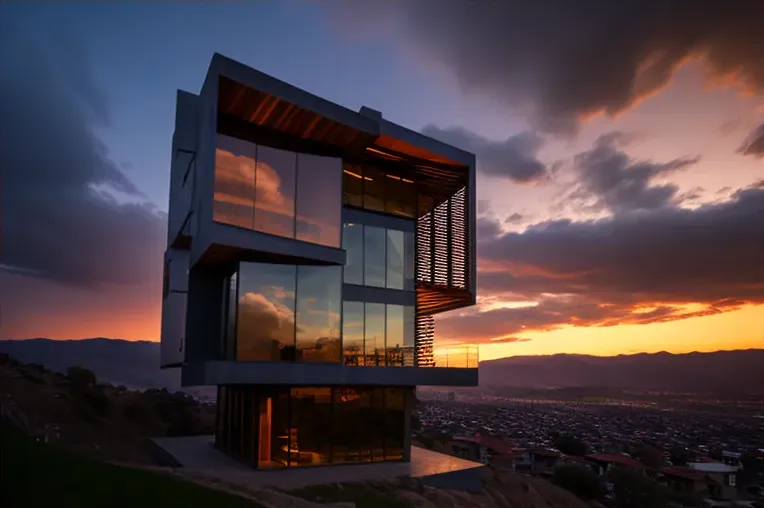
left=3, top=338, right=763, bottom=396
left=480, top=349, right=764, bottom=394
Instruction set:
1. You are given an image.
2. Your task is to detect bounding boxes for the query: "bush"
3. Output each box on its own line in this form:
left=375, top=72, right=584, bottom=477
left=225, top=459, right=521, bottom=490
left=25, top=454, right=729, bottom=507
left=84, top=387, right=112, bottom=416
left=553, top=434, right=588, bottom=456
left=607, top=466, right=669, bottom=508
left=553, top=464, right=605, bottom=500
left=67, top=366, right=96, bottom=393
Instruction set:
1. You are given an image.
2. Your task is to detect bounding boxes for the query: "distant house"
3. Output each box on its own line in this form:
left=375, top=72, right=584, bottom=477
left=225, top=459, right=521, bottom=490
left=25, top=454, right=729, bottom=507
left=584, top=453, right=646, bottom=477
left=450, top=435, right=514, bottom=466
left=512, top=448, right=561, bottom=475
left=688, top=462, right=739, bottom=500
left=659, top=467, right=710, bottom=497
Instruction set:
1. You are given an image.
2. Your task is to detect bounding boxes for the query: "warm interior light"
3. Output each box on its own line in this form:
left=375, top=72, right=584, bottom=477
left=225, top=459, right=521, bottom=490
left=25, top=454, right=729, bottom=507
left=363, top=177, right=373, bottom=181
left=343, top=169, right=362, bottom=179
left=402, top=178, right=414, bottom=183
left=386, top=174, right=401, bottom=180
left=366, top=147, right=403, bottom=160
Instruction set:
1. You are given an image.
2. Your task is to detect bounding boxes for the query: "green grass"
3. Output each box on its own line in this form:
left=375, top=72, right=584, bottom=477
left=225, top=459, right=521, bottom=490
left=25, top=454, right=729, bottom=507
left=287, top=483, right=411, bottom=508
left=1, top=423, right=263, bottom=508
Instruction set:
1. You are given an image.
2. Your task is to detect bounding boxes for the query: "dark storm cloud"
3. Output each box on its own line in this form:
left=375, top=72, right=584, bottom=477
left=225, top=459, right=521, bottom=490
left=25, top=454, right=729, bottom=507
left=738, top=122, right=764, bottom=158
left=422, top=125, right=548, bottom=183
left=0, top=26, right=165, bottom=288
left=564, top=132, right=700, bottom=214
left=339, top=1, right=764, bottom=133
left=437, top=186, right=764, bottom=341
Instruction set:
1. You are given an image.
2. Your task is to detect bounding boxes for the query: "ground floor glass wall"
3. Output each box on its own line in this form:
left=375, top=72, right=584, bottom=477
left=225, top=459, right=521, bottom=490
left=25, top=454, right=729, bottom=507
left=216, top=385, right=408, bottom=469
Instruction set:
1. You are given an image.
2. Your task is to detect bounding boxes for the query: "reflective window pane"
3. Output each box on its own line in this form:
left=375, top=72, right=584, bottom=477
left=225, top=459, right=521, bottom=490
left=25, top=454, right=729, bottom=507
left=296, top=154, right=342, bottom=247
left=342, top=223, right=363, bottom=285
left=385, top=175, right=416, bottom=218
left=364, top=226, right=386, bottom=288
left=333, top=388, right=363, bottom=463
left=342, top=301, right=364, bottom=366
left=257, top=388, right=290, bottom=468
left=404, top=232, right=416, bottom=291
left=290, top=387, right=332, bottom=466
left=224, top=272, right=238, bottom=360
left=255, top=145, right=296, bottom=238
left=384, top=388, right=405, bottom=460
left=295, top=266, right=341, bottom=363
left=365, top=303, right=385, bottom=366
left=386, top=229, right=404, bottom=290
left=370, top=388, right=386, bottom=461
left=237, top=263, right=296, bottom=361
left=403, top=305, right=416, bottom=366
left=363, top=166, right=385, bottom=213
left=385, top=305, right=404, bottom=367
left=213, top=134, right=256, bottom=229
left=343, top=165, right=363, bottom=208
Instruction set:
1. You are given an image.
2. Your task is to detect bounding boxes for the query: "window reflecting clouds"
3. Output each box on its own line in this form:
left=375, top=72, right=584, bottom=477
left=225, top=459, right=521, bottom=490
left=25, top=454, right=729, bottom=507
left=295, top=266, right=341, bottom=362
left=343, top=223, right=414, bottom=291
left=386, top=229, right=404, bottom=290
left=255, top=145, right=296, bottom=238
left=236, top=263, right=296, bottom=362
left=213, top=134, right=256, bottom=229
left=296, top=154, right=341, bottom=248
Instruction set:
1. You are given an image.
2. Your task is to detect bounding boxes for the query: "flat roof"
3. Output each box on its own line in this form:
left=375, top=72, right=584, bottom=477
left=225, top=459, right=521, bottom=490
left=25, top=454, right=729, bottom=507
left=688, top=462, right=738, bottom=473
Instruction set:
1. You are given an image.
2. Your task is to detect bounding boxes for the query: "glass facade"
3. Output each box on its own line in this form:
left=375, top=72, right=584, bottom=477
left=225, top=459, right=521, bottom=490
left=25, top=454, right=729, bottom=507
left=213, top=134, right=342, bottom=248
left=342, top=164, right=416, bottom=219
left=342, top=223, right=415, bottom=290
left=341, top=302, right=416, bottom=367
left=216, top=385, right=409, bottom=468
left=233, top=262, right=341, bottom=363
left=295, top=266, right=342, bottom=362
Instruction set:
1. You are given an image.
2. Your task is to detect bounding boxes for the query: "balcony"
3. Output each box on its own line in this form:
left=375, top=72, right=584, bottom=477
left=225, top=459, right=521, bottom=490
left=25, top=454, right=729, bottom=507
left=431, top=345, right=479, bottom=369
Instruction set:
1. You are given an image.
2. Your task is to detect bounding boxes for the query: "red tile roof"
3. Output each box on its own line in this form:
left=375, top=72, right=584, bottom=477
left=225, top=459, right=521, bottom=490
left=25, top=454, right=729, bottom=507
left=586, top=453, right=645, bottom=469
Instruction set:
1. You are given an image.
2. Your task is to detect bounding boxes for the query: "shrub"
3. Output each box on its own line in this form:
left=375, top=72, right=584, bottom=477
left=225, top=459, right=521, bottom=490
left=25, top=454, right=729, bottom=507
left=67, top=366, right=96, bottom=393
left=553, top=464, right=605, bottom=500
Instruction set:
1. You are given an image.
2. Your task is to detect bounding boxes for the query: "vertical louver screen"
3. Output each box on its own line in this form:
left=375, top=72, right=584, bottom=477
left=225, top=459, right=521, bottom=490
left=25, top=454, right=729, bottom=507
left=450, top=187, right=467, bottom=289
left=415, top=313, right=435, bottom=366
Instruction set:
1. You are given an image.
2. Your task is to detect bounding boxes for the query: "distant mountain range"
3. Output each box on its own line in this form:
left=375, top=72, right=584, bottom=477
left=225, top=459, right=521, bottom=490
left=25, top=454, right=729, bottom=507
left=1, top=338, right=762, bottom=395
left=479, top=349, right=764, bottom=395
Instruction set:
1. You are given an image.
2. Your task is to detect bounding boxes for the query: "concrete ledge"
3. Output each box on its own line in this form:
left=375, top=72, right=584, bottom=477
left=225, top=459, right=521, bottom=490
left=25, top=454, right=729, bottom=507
left=181, top=361, right=478, bottom=387
left=149, top=436, right=484, bottom=491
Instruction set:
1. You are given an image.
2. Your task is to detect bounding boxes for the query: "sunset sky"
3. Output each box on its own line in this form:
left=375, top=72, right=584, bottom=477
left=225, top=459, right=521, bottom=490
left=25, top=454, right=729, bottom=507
left=2, top=2, right=764, bottom=360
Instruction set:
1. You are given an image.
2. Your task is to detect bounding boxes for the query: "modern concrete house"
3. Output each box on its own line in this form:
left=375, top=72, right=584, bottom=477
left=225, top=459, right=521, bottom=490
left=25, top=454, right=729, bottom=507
left=160, top=53, right=478, bottom=470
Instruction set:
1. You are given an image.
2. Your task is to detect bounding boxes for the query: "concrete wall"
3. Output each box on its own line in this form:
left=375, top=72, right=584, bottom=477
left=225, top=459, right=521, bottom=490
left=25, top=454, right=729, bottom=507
left=160, top=248, right=190, bottom=368
left=181, top=360, right=478, bottom=387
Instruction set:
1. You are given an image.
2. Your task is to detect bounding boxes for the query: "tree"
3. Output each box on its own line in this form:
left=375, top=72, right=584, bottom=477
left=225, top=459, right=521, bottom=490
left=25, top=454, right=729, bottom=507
left=632, top=444, right=665, bottom=468
left=553, top=434, right=588, bottom=456
left=553, top=464, right=605, bottom=500
left=607, top=466, right=668, bottom=508
left=67, top=366, right=96, bottom=393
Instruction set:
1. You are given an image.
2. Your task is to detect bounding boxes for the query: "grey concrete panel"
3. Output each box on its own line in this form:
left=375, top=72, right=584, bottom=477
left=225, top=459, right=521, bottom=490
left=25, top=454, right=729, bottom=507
left=342, top=208, right=416, bottom=233
left=181, top=361, right=478, bottom=387
left=342, top=284, right=416, bottom=306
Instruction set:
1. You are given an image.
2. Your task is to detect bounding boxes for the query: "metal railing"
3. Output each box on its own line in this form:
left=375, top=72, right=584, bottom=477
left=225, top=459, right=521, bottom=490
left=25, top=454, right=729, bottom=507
left=341, top=344, right=478, bottom=368
left=430, top=345, right=479, bottom=368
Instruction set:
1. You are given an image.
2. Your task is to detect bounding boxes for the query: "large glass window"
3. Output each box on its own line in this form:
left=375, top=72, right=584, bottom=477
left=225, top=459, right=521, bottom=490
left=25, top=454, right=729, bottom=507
left=213, top=134, right=256, bottom=229
left=255, top=145, right=296, bottom=238
left=342, top=301, right=364, bottom=366
left=212, top=136, right=342, bottom=248
left=296, top=154, right=342, bottom=248
left=343, top=166, right=363, bottom=208
left=295, top=266, right=341, bottom=363
left=290, top=387, right=332, bottom=467
left=364, top=226, right=386, bottom=288
left=236, top=263, right=296, bottom=362
left=342, top=223, right=364, bottom=285
left=343, top=223, right=414, bottom=291
left=218, top=386, right=409, bottom=468
left=364, top=303, right=386, bottom=366
left=386, top=229, right=404, bottom=290
left=341, top=164, right=417, bottom=219
left=363, top=166, right=386, bottom=213
left=341, top=302, right=415, bottom=367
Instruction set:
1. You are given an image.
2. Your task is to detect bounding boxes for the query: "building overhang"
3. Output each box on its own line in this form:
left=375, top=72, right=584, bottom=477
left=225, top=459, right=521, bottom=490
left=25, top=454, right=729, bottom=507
left=181, top=361, right=478, bottom=388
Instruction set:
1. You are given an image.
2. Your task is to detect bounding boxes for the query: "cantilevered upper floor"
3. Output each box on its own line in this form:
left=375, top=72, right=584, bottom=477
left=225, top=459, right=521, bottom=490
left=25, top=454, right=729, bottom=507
left=160, top=53, right=477, bottom=386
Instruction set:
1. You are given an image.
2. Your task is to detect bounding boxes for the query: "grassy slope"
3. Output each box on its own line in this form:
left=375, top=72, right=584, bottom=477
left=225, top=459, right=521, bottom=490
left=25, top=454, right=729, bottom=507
left=1, top=423, right=263, bottom=508
left=287, top=483, right=411, bottom=508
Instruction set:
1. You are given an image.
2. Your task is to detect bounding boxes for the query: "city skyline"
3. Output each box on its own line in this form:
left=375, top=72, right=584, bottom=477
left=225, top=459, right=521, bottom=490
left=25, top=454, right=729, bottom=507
left=2, top=2, right=764, bottom=360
